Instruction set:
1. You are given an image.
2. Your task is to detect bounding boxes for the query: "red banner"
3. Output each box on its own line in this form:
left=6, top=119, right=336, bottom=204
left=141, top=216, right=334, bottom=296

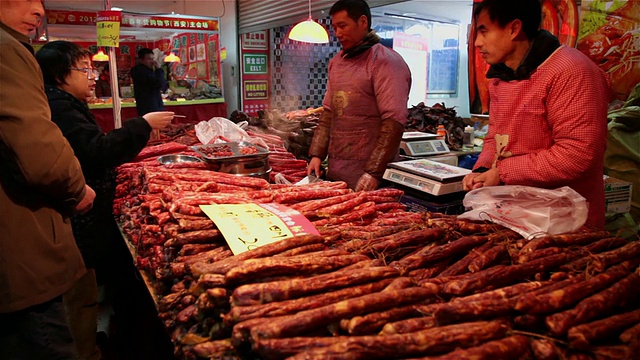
left=46, top=10, right=218, bottom=31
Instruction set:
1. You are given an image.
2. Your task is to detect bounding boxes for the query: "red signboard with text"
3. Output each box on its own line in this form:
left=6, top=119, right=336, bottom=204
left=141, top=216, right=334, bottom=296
left=241, top=30, right=270, bottom=116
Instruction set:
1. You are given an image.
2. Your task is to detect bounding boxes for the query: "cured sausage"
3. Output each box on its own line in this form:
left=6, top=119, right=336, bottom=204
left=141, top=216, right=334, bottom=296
left=568, top=309, right=640, bottom=350
left=393, top=235, right=488, bottom=273
left=224, top=253, right=367, bottom=286
left=412, top=335, right=531, bottom=360
left=546, top=272, right=640, bottom=336
left=223, top=279, right=393, bottom=326
left=231, top=266, right=399, bottom=306
left=516, top=260, right=637, bottom=314
left=286, top=320, right=510, bottom=360
left=250, top=286, right=438, bottom=340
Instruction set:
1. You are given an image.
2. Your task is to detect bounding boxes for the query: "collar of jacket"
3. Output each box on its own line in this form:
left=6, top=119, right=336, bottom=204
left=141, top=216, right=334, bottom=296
left=45, top=85, right=92, bottom=111
left=342, top=30, right=381, bottom=59
left=0, top=22, right=34, bottom=54
left=486, top=30, right=560, bottom=81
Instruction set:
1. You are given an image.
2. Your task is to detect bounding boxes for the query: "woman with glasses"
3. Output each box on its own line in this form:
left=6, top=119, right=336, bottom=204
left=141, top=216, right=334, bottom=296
left=36, top=40, right=175, bottom=360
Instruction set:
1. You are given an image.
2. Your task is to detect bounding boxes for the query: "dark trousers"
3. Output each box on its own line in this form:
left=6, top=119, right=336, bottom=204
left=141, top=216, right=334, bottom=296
left=0, top=296, right=78, bottom=360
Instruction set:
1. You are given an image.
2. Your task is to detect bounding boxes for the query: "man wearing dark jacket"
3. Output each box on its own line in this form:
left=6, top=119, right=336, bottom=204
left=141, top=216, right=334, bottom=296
left=130, top=47, right=167, bottom=116
left=0, top=1, right=95, bottom=359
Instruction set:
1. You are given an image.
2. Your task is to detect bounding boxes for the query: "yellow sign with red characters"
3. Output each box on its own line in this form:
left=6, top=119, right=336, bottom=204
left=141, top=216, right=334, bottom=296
left=200, top=203, right=319, bottom=255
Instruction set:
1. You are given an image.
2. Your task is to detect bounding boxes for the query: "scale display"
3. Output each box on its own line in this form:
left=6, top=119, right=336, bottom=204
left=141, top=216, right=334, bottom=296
left=400, top=139, right=449, bottom=156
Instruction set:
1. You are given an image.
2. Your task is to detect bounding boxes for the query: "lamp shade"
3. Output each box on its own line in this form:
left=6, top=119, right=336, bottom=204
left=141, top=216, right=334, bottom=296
left=164, top=52, right=181, bottom=63
left=288, top=17, right=329, bottom=44
left=92, top=49, right=109, bottom=61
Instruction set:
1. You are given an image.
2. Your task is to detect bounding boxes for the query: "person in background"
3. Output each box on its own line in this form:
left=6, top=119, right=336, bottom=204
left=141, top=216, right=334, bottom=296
left=0, top=1, right=96, bottom=359
left=130, top=47, right=167, bottom=116
left=94, top=63, right=112, bottom=98
left=36, top=40, right=174, bottom=360
left=462, top=0, right=610, bottom=228
left=306, top=0, right=411, bottom=191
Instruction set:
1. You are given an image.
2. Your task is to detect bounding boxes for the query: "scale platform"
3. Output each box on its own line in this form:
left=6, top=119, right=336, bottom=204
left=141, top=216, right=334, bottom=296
left=383, top=158, right=471, bottom=196
left=400, top=131, right=449, bottom=156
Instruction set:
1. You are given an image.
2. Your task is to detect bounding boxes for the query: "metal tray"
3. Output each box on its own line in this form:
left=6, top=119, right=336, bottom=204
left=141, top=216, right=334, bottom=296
left=191, top=141, right=270, bottom=162
left=157, top=154, right=203, bottom=164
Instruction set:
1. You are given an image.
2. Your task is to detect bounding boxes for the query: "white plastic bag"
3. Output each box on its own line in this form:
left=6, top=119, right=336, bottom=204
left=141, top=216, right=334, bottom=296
left=195, top=117, right=267, bottom=148
left=458, top=185, right=588, bottom=239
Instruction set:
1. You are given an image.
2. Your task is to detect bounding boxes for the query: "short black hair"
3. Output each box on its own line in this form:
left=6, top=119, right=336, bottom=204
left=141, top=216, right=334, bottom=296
left=329, top=0, right=371, bottom=30
left=36, top=40, right=92, bottom=86
left=137, top=47, right=153, bottom=59
left=474, top=0, right=541, bottom=40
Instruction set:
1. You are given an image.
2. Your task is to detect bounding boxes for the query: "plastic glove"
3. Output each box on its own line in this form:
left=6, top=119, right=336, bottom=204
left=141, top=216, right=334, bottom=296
left=355, top=172, right=379, bottom=192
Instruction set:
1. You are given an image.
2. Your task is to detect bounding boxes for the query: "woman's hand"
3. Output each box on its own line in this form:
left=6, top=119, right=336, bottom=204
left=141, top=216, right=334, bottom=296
left=143, top=111, right=174, bottom=129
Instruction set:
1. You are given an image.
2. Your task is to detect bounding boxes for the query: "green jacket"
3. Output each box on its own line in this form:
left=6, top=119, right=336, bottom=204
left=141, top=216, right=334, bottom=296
left=0, top=23, right=87, bottom=312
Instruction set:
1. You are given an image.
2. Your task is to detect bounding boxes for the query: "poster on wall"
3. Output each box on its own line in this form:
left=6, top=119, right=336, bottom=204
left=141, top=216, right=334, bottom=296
left=393, top=32, right=429, bottom=107
left=577, top=0, right=640, bottom=101
left=241, top=30, right=270, bottom=116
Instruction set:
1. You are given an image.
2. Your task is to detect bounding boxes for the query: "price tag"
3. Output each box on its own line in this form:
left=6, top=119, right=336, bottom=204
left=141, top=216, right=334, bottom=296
left=200, top=203, right=319, bottom=255
left=96, top=10, right=121, bottom=47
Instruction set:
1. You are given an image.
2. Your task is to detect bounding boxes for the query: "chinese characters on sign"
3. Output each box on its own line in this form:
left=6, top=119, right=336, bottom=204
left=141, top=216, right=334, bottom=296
left=241, top=31, right=268, bottom=50
left=96, top=10, right=121, bottom=47
left=240, top=31, right=270, bottom=116
left=243, top=54, right=268, bottom=74
left=243, top=80, right=269, bottom=100
left=46, top=10, right=219, bottom=31
left=200, top=203, right=319, bottom=255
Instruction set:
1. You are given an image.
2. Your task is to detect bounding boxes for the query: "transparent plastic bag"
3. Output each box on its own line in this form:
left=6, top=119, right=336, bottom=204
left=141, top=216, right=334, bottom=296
left=195, top=117, right=267, bottom=148
left=458, top=185, right=588, bottom=239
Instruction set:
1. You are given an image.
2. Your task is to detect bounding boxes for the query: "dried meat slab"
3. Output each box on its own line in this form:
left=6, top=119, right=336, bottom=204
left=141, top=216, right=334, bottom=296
left=191, top=141, right=269, bottom=162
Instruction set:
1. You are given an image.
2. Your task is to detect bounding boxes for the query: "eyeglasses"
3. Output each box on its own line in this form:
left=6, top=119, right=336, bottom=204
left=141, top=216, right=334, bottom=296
left=70, top=67, right=100, bottom=80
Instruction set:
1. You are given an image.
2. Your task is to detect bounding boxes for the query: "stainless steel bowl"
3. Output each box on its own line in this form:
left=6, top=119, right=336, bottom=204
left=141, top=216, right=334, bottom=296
left=157, top=154, right=203, bottom=164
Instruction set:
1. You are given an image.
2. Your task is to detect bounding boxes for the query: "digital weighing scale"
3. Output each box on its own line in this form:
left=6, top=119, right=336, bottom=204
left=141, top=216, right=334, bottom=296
left=383, top=158, right=471, bottom=196
left=399, top=132, right=449, bottom=156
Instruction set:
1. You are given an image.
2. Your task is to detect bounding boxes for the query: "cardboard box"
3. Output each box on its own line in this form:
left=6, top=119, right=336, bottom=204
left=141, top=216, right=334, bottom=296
left=604, top=176, right=632, bottom=214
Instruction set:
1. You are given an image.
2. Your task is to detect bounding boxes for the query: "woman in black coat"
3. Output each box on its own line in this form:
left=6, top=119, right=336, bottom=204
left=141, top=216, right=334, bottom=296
left=36, top=40, right=174, bottom=360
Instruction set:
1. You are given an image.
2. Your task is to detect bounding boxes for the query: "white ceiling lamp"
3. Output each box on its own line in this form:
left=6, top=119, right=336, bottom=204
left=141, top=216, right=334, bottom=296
left=288, top=0, right=329, bottom=44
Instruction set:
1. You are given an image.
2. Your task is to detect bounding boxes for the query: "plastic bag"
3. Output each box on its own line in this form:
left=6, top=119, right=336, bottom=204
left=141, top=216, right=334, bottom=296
left=195, top=117, right=267, bottom=148
left=458, top=185, right=588, bottom=239
left=274, top=173, right=323, bottom=186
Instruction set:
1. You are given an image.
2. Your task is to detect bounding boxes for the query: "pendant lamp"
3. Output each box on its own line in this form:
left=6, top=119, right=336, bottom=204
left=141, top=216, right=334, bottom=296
left=92, top=49, right=109, bottom=61
left=164, top=52, right=181, bottom=63
left=288, top=0, right=329, bottom=44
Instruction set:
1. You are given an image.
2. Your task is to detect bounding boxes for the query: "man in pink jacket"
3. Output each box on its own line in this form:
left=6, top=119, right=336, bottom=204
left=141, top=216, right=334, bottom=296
left=462, top=0, right=610, bottom=228
left=307, top=0, right=411, bottom=191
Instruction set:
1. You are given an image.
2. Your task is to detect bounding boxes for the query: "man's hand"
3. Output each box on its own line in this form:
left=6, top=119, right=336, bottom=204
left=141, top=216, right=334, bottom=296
left=355, top=172, right=379, bottom=192
left=74, top=185, right=96, bottom=214
left=307, top=157, right=324, bottom=177
left=463, top=168, right=501, bottom=191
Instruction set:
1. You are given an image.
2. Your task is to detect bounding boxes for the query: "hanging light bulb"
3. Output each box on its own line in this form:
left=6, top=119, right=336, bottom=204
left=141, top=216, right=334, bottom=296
left=288, top=0, right=329, bottom=44
left=163, top=51, right=181, bottom=63
left=92, top=49, right=109, bottom=61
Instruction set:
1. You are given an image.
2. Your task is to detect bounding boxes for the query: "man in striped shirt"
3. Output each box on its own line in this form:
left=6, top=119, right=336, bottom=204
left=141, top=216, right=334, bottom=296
left=462, top=0, right=611, bottom=228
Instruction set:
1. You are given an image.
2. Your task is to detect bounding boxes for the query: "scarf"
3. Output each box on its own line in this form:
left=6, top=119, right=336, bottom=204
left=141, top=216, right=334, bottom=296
left=486, top=30, right=560, bottom=81
left=342, top=30, right=381, bottom=59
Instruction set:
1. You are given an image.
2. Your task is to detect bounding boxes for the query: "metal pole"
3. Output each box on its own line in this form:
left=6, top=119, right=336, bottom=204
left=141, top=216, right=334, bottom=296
left=104, top=0, right=122, bottom=128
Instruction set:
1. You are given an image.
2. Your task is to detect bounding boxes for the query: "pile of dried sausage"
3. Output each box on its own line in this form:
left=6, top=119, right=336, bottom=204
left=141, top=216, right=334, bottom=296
left=113, top=150, right=640, bottom=360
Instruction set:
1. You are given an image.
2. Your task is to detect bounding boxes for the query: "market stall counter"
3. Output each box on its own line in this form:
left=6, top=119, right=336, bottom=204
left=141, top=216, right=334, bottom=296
left=90, top=98, right=226, bottom=132
left=109, top=128, right=640, bottom=359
